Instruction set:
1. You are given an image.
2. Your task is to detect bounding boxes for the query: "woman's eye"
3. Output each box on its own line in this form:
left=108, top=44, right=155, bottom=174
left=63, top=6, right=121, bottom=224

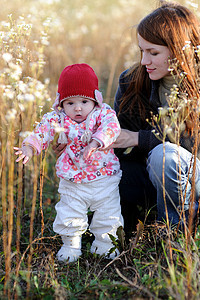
left=151, top=52, right=159, bottom=56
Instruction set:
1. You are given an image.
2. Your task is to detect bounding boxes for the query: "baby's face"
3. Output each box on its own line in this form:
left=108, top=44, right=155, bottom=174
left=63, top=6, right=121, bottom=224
left=62, top=96, right=95, bottom=123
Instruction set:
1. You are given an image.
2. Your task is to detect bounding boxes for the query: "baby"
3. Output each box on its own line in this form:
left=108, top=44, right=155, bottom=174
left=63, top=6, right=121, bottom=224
left=14, top=63, right=124, bottom=262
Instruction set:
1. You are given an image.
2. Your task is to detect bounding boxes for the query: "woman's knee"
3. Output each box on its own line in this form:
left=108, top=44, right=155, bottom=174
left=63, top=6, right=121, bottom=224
left=147, top=142, right=180, bottom=180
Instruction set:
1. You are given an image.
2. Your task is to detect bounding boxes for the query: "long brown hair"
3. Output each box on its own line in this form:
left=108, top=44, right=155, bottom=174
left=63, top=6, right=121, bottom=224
left=120, top=1, right=200, bottom=120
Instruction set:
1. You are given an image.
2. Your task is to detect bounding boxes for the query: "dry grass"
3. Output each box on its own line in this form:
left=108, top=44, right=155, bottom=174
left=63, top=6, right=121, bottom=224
left=1, top=0, right=200, bottom=299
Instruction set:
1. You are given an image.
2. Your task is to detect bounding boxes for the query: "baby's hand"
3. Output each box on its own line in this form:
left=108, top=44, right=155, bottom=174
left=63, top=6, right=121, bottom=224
left=83, top=140, right=100, bottom=161
left=14, top=145, right=34, bottom=164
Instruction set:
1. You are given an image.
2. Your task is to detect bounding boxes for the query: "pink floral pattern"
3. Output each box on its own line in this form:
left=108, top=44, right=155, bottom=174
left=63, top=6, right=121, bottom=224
left=22, top=103, right=121, bottom=183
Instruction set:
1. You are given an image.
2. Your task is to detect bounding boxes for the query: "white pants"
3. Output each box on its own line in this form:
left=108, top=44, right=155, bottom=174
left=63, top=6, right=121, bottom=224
left=53, top=174, right=124, bottom=249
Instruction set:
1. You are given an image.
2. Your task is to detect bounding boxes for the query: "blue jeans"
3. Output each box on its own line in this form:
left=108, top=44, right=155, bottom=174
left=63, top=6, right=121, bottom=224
left=147, top=142, right=200, bottom=225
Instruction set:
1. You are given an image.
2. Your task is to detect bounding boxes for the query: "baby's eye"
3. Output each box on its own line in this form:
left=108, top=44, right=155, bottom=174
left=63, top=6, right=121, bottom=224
left=82, top=100, right=88, bottom=104
left=68, top=102, right=73, bottom=105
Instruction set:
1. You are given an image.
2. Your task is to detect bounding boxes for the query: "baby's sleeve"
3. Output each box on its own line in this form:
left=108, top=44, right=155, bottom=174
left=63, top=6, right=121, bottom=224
left=22, top=111, right=59, bottom=154
left=92, top=104, right=121, bottom=149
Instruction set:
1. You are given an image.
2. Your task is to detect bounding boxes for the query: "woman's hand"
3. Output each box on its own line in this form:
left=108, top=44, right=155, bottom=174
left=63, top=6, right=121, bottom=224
left=52, top=141, right=67, bottom=158
left=107, top=129, right=139, bottom=149
left=14, top=145, right=34, bottom=164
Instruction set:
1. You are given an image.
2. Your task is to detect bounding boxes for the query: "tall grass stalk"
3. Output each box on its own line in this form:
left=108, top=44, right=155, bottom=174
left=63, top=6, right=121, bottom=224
left=26, top=156, right=39, bottom=297
left=39, top=151, right=47, bottom=238
left=16, top=149, right=23, bottom=267
left=6, top=125, right=15, bottom=298
left=1, top=117, right=9, bottom=295
left=161, top=141, right=173, bottom=263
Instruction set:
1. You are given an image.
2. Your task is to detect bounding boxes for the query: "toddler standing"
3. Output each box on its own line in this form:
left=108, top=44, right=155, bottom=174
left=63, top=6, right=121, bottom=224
left=14, top=63, right=124, bottom=262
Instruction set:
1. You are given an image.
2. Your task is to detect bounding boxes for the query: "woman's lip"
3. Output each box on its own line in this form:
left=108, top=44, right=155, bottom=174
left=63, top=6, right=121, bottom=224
left=146, top=68, right=156, bottom=73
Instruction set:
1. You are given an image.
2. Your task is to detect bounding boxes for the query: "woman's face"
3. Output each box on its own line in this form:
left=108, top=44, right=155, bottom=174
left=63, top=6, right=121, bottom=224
left=138, top=34, right=171, bottom=80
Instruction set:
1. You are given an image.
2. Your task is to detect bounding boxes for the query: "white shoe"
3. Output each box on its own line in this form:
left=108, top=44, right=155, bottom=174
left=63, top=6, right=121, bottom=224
left=106, top=248, right=120, bottom=260
left=90, top=240, right=120, bottom=260
left=57, top=235, right=82, bottom=263
left=56, top=245, right=82, bottom=263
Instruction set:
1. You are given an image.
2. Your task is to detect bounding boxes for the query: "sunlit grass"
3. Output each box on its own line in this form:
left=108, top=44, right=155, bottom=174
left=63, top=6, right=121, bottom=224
left=1, top=0, right=200, bottom=299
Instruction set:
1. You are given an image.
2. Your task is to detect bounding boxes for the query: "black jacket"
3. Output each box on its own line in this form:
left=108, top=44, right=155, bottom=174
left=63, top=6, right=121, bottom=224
left=114, top=69, right=199, bottom=160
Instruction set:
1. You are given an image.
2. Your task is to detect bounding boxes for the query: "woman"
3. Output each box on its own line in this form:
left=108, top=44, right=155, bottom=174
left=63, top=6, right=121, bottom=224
left=54, top=1, right=200, bottom=236
left=114, top=1, right=200, bottom=234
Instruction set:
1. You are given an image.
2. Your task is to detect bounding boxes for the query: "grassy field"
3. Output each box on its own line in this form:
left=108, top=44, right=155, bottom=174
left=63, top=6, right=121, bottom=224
left=1, top=0, right=200, bottom=299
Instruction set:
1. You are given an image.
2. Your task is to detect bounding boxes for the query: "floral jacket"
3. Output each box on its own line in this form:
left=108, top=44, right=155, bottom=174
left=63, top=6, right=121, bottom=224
left=23, top=103, right=121, bottom=183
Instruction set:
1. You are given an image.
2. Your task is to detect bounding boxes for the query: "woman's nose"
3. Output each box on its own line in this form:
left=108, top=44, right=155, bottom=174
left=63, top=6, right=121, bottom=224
left=141, top=52, right=151, bottom=65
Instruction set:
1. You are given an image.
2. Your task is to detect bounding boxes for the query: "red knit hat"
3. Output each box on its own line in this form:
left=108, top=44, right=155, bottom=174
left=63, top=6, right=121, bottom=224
left=53, top=64, right=103, bottom=112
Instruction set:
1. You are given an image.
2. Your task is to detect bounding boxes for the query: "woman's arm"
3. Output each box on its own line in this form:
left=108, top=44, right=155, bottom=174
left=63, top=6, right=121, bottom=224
left=114, top=70, right=162, bottom=155
left=108, top=129, right=139, bottom=149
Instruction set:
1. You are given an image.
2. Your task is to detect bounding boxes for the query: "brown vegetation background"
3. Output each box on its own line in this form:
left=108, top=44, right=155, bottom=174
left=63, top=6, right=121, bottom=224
left=1, top=0, right=190, bottom=104
left=1, top=0, right=200, bottom=298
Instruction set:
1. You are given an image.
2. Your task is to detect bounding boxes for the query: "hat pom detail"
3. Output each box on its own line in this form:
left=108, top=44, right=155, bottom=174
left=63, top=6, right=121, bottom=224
left=95, top=90, right=103, bottom=107
left=57, top=112, right=68, bottom=143
left=58, top=131, right=68, bottom=143
left=81, top=130, right=92, bottom=144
